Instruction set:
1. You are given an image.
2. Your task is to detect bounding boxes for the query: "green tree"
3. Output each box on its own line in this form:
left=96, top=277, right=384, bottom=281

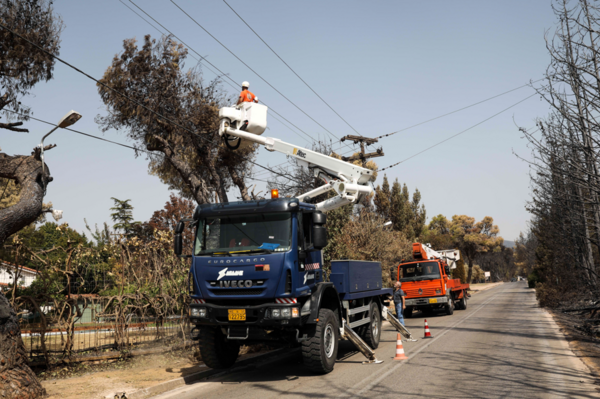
left=381, top=179, right=425, bottom=241
left=421, top=214, right=454, bottom=250
left=373, top=175, right=391, bottom=221
left=450, top=215, right=503, bottom=283
left=409, top=188, right=426, bottom=239
left=110, top=198, right=140, bottom=237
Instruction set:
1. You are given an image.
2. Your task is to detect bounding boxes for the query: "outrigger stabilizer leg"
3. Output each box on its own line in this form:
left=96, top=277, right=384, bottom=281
left=382, top=307, right=418, bottom=342
left=341, top=320, right=383, bottom=365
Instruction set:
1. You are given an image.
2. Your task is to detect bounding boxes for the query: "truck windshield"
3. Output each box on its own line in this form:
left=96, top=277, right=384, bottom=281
left=194, top=213, right=292, bottom=256
left=399, top=261, right=440, bottom=281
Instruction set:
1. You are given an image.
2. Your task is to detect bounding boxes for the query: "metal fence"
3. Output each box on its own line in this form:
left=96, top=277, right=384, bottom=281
left=16, top=298, right=191, bottom=365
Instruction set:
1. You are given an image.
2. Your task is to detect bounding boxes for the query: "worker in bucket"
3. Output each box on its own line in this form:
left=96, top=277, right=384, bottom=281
left=236, top=81, right=258, bottom=105
left=393, top=281, right=406, bottom=325
left=236, top=81, right=258, bottom=131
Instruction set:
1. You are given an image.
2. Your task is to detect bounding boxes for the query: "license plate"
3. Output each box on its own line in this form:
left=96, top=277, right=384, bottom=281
left=429, top=298, right=438, bottom=304
left=228, top=309, right=246, bottom=321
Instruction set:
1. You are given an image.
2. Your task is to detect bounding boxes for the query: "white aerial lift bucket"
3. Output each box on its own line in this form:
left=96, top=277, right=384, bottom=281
left=219, top=103, right=268, bottom=150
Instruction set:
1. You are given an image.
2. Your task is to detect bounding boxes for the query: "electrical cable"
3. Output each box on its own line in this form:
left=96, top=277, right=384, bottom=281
left=123, top=0, right=318, bottom=145
left=0, top=22, right=301, bottom=183
left=6, top=109, right=296, bottom=183
left=168, top=0, right=353, bottom=148
left=4, top=109, right=153, bottom=154
left=378, top=92, right=537, bottom=172
left=373, top=78, right=546, bottom=141
left=222, top=0, right=362, bottom=136
left=0, top=22, right=215, bottom=145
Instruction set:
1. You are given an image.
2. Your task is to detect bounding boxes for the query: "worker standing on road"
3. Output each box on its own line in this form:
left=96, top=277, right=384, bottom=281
left=393, top=281, right=406, bottom=325
left=236, top=81, right=258, bottom=105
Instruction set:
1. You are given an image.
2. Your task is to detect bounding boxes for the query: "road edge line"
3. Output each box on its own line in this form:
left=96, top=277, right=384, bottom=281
left=126, top=347, right=297, bottom=399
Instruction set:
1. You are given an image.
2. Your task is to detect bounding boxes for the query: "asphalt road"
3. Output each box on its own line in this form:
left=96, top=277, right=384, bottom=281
left=155, top=282, right=598, bottom=399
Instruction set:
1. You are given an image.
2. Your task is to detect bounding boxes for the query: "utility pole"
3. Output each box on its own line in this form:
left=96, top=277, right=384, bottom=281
left=340, top=135, right=384, bottom=166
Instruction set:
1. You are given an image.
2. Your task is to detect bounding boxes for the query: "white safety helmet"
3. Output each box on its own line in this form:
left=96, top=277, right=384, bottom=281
left=242, top=81, right=249, bottom=88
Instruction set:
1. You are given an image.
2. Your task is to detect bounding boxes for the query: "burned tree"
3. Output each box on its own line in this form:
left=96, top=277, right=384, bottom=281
left=519, top=0, right=600, bottom=297
left=96, top=35, right=255, bottom=205
left=0, top=1, right=63, bottom=397
left=0, top=0, right=63, bottom=130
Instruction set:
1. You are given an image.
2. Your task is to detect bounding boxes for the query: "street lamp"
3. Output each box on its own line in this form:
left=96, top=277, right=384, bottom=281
left=39, top=110, right=82, bottom=193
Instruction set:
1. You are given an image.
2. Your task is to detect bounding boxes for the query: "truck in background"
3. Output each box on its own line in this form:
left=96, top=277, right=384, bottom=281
left=394, top=243, right=469, bottom=317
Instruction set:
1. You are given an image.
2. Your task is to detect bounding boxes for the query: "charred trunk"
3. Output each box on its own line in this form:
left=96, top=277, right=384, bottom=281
left=0, top=293, right=46, bottom=398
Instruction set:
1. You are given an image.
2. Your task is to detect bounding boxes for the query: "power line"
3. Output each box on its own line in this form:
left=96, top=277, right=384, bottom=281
left=378, top=93, right=537, bottom=172
left=374, top=78, right=547, bottom=141
left=222, top=0, right=362, bottom=136
left=123, top=0, right=318, bottom=145
left=0, top=24, right=297, bottom=185
left=7, top=109, right=296, bottom=183
left=168, top=0, right=352, bottom=147
left=0, top=22, right=215, bottom=146
left=4, top=109, right=153, bottom=154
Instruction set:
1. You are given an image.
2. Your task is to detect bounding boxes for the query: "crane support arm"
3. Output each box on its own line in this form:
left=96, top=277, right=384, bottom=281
left=220, top=120, right=375, bottom=212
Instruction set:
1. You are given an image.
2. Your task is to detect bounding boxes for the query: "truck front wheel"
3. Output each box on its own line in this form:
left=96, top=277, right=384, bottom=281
left=445, top=298, right=455, bottom=315
left=198, top=326, right=240, bottom=369
left=404, top=306, right=413, bottom=318
left=302, top=308, right=339, bottom=374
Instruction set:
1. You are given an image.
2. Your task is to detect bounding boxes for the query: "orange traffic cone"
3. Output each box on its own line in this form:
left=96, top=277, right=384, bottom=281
left=424, top=319, right=433, bottom=339
left=393, top=333, right=408, bottom=360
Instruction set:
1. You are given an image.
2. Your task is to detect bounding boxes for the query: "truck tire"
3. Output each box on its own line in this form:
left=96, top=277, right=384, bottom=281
left=198, top=326, right=240, bottom=369
left=458, top=293, right=467, bottom=310
left=445, top=297, right=454, bottom=315
left=360, top=302, right=381, bottom=349
left=302, top=308, right=339, bottom=374
left=404, top=306, right=413, bottom=318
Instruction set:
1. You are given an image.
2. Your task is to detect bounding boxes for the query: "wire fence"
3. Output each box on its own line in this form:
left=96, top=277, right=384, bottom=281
left=15, top=297, right=191, bottom=365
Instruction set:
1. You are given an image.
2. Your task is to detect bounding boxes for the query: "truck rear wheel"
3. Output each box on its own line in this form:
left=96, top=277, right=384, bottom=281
left=458, top=293, right=467, bottom=310
left=198, top=326, right=240, bottom=369
left=360, top=302, right=381, bottom=349
left=302, top=308, right=339, bottom=374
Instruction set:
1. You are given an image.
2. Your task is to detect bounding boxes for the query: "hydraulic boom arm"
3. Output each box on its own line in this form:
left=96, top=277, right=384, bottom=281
left=219, top=107, right=374, bottom=212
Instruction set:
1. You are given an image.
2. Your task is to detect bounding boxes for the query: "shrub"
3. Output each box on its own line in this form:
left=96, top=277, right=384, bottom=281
left=535, top=282, right=560, bottom=308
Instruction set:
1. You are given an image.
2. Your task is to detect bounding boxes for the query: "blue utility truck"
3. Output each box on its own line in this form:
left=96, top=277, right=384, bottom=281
left=173, top=103, right=395, bottom=373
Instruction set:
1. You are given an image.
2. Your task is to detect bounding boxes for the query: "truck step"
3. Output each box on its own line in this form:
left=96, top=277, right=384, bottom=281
left=349, top=317, right=371, bottom=329
left=347, top=304, right=370, bottom=315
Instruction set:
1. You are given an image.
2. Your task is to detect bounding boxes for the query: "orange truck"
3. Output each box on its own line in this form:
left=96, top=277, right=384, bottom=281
left=393, top=243, right=469, bottom=317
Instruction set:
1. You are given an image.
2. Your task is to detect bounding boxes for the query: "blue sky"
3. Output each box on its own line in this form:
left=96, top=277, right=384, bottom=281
left=2, top=0, right=556, bottom=241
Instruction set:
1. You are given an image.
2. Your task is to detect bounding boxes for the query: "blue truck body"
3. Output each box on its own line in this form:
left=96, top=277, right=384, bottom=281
left=178, top=197, right=392, bottom=373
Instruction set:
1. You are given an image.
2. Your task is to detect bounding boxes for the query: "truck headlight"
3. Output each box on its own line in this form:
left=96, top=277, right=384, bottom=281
left=271, top=309, right=281, bottom=318
left=191, top=307, right=206, bottom=318
left=435, top=289, right=441, bottom=295
left=281, top=308, right=291, bottom=318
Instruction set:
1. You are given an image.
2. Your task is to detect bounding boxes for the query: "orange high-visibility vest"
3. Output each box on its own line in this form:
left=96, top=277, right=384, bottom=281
left=239, top=89, right=256, bottom=103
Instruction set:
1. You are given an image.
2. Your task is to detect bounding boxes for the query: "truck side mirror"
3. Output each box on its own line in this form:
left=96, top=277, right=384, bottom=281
left=174, top=220, right=185, bottom=256
left=312, top=211, right=326, bottom=225
left=444, top=265, right=450, bottom=275
left=174, top=233, right=183, bottom=256
left=312, top=225, right=327, bottom=249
